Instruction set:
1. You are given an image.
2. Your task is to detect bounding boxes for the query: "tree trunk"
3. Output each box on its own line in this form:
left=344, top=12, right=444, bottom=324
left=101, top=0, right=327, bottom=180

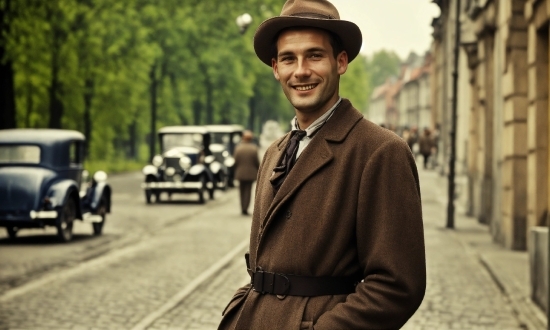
left=205, top=78, right=213, bottom=124
left=248, top=97, right=256, bottom=132
left=0, top=0, right=16, bottom=129
left=193, top=100, right=202, bottom=125
left=149, top=64, right=158, bottom=162
left=83, top=78, right=94, bottom=156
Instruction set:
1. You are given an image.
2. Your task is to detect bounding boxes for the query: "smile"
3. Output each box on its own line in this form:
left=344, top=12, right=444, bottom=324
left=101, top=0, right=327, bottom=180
left=294, top=84, right=317, bottom=91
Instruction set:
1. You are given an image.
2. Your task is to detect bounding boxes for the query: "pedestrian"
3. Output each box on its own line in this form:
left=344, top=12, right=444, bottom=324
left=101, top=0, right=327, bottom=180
left=218, top=1, right=426, bottom=329
left=232, top=130, right=260, bottom=216
left=419, top=127, right=435, bottom=169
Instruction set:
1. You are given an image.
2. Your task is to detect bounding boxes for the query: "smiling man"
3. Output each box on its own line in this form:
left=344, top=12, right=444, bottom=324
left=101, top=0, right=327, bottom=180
left=218, top=1, right=426, bottom=329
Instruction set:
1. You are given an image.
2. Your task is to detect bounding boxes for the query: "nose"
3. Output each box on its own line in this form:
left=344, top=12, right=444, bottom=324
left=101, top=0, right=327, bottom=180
left=294, top=58, right=311, bottom=78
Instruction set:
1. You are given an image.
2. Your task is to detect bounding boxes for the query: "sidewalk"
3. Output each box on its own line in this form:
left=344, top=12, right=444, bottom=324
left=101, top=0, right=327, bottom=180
left=415, top=165, right=547, bottom=330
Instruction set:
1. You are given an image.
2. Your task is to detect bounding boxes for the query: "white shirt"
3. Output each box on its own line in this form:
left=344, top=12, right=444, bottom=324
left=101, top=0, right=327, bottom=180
left=290, top=97, right=341, bottom=159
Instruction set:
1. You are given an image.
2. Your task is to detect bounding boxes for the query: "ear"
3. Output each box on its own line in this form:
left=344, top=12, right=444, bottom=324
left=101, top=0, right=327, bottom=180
left=337, top=51, right=348, bottom=75
left=272, top=58, right=280, bottom=80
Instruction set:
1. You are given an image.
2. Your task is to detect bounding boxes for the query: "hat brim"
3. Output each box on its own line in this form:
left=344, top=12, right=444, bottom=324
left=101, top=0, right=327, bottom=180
left=253, top=16, right=363, bottom=66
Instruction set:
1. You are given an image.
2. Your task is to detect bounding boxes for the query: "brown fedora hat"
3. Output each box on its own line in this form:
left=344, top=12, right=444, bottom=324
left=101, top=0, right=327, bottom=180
left=253, top=0, right=362, bottom=66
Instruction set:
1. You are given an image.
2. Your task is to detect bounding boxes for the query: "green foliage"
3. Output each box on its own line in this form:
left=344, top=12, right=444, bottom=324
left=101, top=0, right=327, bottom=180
left=365, top=49, right=402, bottom=90
left=4, top=0, right=372, bottom=162
left=340, top=55, right=369, bottom=113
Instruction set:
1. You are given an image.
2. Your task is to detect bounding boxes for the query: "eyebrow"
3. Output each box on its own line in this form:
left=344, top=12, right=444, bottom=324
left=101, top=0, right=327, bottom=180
left=277, top=47, right=327, bottom=58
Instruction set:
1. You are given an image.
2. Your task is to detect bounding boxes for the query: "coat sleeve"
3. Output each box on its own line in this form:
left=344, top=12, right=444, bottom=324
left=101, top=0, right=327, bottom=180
left=314, top=138, right=426, bottom=329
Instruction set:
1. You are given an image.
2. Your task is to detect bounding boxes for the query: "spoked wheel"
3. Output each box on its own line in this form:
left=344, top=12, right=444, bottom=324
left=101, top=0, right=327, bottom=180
left=57, top=198, right=76, bottom=242
left=6, top=227, right=19, bottom=239
left=92, top=197, right=107, bottom=236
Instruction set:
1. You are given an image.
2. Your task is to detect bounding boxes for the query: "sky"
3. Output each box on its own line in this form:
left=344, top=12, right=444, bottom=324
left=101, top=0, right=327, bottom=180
left=329, top=0, right=441, bottom=60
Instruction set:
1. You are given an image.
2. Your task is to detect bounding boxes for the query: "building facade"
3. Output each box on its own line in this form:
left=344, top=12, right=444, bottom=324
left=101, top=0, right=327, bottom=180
left=432, top=0, right=550, bottom=312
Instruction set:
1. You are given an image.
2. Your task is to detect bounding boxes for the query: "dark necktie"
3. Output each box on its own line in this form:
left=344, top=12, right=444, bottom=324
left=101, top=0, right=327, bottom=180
left=270, top=129, right=307, bottom=190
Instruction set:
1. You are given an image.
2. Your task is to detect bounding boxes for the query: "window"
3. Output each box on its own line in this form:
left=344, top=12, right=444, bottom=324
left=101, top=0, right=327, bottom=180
left=0, top=145, right=41, bottom=164
left=69, top=142, right=83, bottom=165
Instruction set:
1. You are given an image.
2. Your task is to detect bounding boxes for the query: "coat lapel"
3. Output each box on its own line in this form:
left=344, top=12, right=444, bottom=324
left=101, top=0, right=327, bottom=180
left=257, top=99, right=364, bottom=242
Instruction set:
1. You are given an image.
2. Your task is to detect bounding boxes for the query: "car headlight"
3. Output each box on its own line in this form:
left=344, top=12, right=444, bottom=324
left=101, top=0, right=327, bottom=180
left=142, top=165, right=157, bottom=176
left=165, top=167, right=176, bottom=176
left=179, top=156, right=192, bottom=171
left=93, top=170, right=108, bottom=183
left=222, top=151, right=229, bottom=158
left=204, top=155, right=215, bottom=164
left=152, top=155, right=163, bottom=167
left=224, top=157, right=235, bottom=168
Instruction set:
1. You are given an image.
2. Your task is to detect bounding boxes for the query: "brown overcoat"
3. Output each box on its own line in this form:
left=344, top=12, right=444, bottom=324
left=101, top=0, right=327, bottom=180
left=219, top=99, right=426, bottom=330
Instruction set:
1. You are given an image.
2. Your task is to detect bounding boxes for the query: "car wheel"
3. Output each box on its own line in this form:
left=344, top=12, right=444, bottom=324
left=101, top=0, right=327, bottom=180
left=198, top=176, right=207, bottom=204
left=92, top=197, right=107, bottom=236
left=57, top=198, right=76, bottom=242
left=145, top=190, right=153, bottom=204
left=219, top=172, right=228, bottom=191
left=6, top=227, right=18, bottom=239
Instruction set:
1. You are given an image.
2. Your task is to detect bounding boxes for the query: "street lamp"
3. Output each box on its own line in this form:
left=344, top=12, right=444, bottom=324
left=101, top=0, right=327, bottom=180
left=236, top=13, right=252, bottom=34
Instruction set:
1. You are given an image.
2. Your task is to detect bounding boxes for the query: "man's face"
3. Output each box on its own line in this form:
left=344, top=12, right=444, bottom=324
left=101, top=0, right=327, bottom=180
left=272, top=28, right=348, bottom=116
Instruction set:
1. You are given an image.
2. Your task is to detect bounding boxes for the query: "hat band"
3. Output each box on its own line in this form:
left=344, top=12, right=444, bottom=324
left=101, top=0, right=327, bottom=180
left=288, top=12, right=335, bottom=19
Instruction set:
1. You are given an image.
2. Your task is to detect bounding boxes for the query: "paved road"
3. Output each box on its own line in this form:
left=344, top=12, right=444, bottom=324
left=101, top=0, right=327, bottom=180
left=0, top=164, right=534, bottom=329
left=0, top=172, right=251, bottom=330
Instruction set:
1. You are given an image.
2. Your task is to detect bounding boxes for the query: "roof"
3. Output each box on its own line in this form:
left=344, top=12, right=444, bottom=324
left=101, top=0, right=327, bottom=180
left=158, top=126, right=209, bottom=134
left=0, top=129, right=85, bottom=145
left=205, top=125, right=244, bottom=133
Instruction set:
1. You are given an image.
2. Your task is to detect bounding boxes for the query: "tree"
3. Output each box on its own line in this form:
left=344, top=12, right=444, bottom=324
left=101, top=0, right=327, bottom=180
left=365, top=49, right=401, bottom=89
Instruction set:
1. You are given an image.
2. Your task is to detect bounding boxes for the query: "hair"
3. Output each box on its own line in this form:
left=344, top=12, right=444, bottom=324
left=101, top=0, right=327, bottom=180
left=270, top=26, right=345, bottom=62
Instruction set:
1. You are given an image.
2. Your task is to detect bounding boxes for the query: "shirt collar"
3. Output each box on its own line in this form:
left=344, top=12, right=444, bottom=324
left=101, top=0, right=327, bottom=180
left=290, top=97, right=342, bottom=137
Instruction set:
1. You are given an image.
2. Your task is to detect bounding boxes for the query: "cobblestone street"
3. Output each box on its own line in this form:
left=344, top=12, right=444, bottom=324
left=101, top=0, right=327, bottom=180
left=143, top=165, right=545, bottom=329
left=0, top=164, right=545, bottom=329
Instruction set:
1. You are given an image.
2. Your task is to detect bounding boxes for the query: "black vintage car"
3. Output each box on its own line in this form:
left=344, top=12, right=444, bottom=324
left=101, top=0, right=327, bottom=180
left=141, top=126, right=217, bottom=204
left=205, top=125, right=243, bottom=187
left=0, top=129, right=112, bottom=242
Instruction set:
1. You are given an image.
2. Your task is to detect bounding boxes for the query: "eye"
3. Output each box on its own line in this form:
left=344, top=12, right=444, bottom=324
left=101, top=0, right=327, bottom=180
left=280, top=56, right=294, bottom=63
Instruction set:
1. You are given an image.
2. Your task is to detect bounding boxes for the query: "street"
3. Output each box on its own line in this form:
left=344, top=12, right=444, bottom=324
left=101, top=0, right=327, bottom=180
left=0, top=165, right=542, bottom=329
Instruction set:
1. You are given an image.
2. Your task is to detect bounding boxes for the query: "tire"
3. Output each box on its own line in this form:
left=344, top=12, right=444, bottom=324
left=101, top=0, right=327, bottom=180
left=57, top=198, right=76, bottom=242
left=219, top=172, right=228, bottom=191
left=6, top=227, right=18, bottom=239
left=145, top=190, right=153, bottom=204
left=92, top=197, right=107, bottom=236
left=198, top=176, right=207, bottom=204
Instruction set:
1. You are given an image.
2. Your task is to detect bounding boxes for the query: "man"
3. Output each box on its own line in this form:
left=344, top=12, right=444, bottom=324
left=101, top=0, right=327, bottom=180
left=219, top=1, right=426, bottom=329
left=233, top=130, right=260, bottom=215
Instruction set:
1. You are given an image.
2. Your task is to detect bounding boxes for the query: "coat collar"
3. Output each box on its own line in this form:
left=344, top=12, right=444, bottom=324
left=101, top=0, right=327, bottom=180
left=259, top=99, right=364, bottom=236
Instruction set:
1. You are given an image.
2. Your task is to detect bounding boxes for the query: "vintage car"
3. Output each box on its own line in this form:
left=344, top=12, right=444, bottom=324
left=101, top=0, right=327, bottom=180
left=141, top=126, right=217, bottom=204
left=0, top=129, right=112, bottom=242
left=205, top=125, right=243, bottom=187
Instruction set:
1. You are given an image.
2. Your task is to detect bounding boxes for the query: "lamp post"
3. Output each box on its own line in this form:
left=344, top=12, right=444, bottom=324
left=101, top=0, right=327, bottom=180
left=446, top=0, right=461, bottom=229
left=235, top=13, right=254, bottom=132
left=236, top=13, right=252, bottom=34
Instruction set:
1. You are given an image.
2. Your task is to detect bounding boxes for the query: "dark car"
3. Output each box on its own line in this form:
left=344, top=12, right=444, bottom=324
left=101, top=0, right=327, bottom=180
left=206, top=125, right=243, bottom=187
left=0, top=129, right=112, bottom=242
left=141, top=126, right=217, bottom=204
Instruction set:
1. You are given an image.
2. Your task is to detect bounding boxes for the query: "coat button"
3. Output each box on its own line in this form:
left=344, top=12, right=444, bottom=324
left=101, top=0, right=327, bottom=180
left=277, top=294, right=286, bottom=300
left=286, top=210, right=292, bottom=219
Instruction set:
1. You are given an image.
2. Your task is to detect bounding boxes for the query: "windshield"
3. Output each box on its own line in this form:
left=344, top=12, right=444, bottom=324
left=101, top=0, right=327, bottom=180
left=162, top=133, right=203, bottom=151
left=0, top=145, right=41, bottom=164
left=210, top=133, right=230, bottom=146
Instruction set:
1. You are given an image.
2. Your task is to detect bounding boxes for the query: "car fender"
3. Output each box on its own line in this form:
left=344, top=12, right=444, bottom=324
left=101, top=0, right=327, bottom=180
left=47, top=179, right=83, bottom=220
left=85, top=182, right=112, bottom=213
left=209, top=162, right=222, bottom=175
left=188, top=164, right=207, bottom=176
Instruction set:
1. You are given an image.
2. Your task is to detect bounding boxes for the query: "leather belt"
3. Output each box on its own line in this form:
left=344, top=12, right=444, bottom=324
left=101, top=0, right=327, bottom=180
left=250, top=270, right=360, bottom=296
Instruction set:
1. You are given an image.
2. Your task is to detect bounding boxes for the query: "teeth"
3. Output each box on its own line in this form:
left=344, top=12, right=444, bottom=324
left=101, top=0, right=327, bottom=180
left=295, top=85, right=315, bottom=91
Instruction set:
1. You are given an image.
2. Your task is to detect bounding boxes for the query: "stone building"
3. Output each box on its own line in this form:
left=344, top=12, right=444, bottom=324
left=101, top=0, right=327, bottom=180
left=432, top=0, right=549, bottom=312
left=367, top=53, right=432, bottom=134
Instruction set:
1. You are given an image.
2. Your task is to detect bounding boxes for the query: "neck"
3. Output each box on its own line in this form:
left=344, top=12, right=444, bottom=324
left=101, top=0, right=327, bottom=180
left=295, top=97, right=340, bottom=129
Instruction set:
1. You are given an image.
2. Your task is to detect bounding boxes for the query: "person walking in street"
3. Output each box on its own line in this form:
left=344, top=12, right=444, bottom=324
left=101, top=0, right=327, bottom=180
left=233, top=130, right=260, bottom=216
left=219, top=1, right=426, bottom=329
left=419, top=127, right=435, bottom=170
